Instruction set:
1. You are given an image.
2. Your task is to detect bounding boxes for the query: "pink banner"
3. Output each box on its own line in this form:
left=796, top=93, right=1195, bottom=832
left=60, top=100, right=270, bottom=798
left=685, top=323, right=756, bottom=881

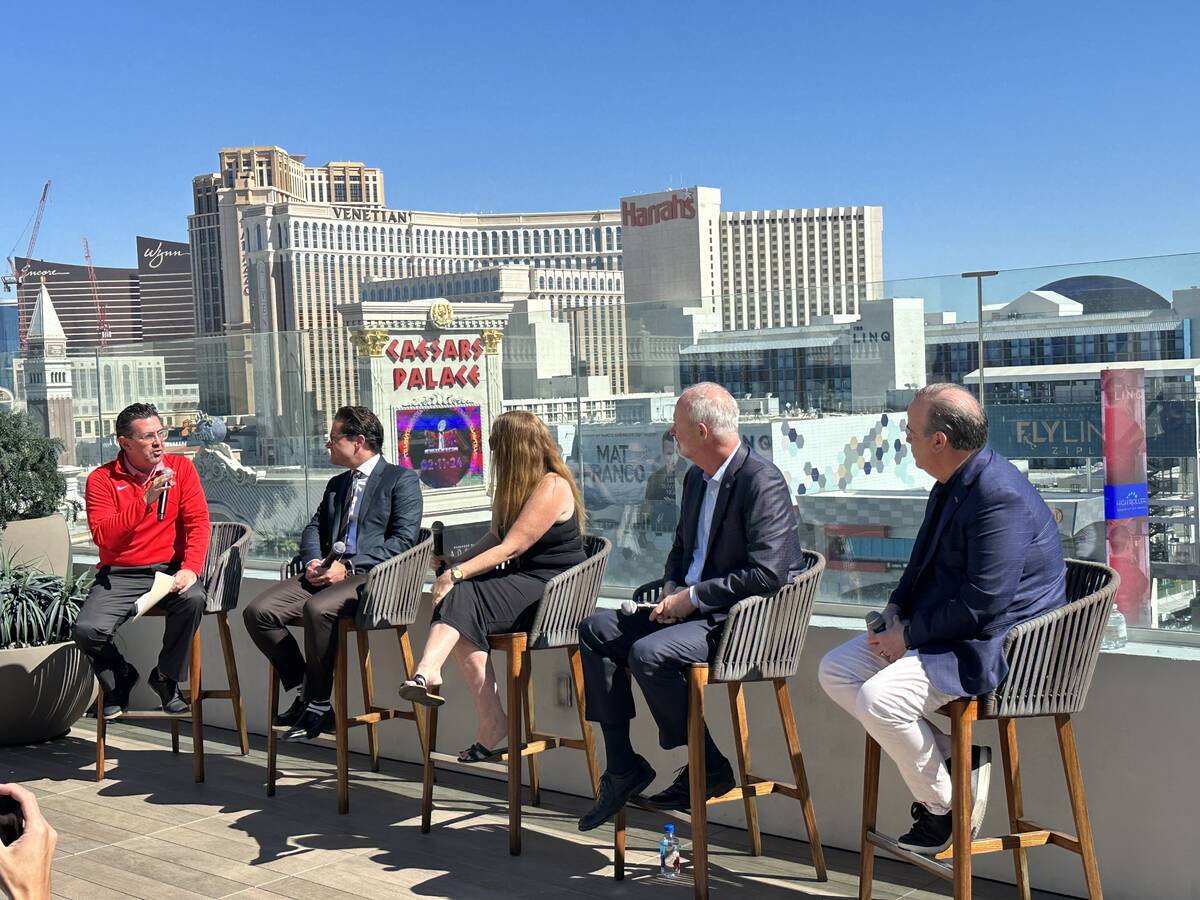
left=1101, top=368, right=1152, bottom=626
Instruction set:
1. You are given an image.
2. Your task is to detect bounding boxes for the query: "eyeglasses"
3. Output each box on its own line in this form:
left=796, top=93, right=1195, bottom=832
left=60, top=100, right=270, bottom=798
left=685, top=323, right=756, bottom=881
left=132, top=429, right=168, bottom=442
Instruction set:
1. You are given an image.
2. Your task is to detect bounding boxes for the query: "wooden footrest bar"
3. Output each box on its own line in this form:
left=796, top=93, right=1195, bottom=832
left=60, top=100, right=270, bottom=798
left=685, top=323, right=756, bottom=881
left=866, top=830, right=954, bottom=881
left=1018, top=818, right=1081, bottom=853
left=113, top=710, right=191, bottom=720
left=348, top=708, right=417, bottom=727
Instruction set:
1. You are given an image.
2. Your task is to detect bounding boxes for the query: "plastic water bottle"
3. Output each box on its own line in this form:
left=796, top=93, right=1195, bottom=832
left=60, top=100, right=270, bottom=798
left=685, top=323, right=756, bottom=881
left=659, top=823, right=681, bottom=877
left=1102, top=606, right=1128, bottom=650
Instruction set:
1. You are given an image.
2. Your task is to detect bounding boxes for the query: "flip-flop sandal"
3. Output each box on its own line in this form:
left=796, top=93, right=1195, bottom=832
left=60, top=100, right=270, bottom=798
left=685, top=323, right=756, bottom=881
left=456, top=742, right=502, bottom=763
left=399, top=674, right=445, bottom=707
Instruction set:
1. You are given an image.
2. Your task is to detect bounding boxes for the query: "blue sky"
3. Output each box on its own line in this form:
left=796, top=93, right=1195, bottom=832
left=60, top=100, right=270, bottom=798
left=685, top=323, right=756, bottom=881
left=3, top=1, right=1198, bottom=314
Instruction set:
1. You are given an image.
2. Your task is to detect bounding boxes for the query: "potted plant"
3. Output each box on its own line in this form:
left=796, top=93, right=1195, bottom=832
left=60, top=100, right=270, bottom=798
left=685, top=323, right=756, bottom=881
left=0, top=409, right=72, bottom=577
left=0, top=557, right=96, bottom=744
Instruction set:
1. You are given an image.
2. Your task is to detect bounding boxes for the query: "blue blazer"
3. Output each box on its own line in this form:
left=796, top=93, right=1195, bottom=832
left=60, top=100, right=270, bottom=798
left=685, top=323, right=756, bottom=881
left=891, top=447, right=1066, bottom=698
left=299, top=459, right=423, bottom=573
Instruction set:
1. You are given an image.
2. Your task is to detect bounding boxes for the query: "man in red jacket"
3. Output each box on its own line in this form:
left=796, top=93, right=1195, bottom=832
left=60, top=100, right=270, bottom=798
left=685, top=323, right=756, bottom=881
left=74, top=403, right=211, bottom=718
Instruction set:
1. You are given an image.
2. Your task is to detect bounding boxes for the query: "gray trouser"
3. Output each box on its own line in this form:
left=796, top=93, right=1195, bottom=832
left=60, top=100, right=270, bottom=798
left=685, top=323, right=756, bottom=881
left=72, top=565, right=206, bottom=693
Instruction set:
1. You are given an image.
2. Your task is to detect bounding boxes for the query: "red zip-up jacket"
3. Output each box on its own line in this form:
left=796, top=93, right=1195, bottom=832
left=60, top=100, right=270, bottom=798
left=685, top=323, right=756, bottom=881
left=86, top=452, right=211, bottom=574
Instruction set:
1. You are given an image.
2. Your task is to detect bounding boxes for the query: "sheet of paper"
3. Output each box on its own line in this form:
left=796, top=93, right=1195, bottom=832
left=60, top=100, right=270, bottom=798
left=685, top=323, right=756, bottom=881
left=132, top=571, right=177, bottom=621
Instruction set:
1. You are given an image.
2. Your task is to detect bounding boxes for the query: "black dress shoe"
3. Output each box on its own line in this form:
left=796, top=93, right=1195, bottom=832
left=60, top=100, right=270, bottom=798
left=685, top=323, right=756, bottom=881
left=644, top=759, right=736, bottom=812
left=103, top=663, right=140, bottom=719
left=897, top=802, right=953, bottom=854
left=283, top=707, right=334, bottom=741
left=273, top=695, right=308, bottom=728
left=577, top=756, right=656, bottom=832
left=149, top=668, right=189, bottom=714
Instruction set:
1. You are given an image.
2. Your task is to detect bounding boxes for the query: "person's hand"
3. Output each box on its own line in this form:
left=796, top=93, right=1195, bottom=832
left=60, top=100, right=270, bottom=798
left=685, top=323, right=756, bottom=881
left=429, top=554, right=447, bottom=575
left=866, top=619, right=907, bottom=664
left=0, top=783, right=57, bottom=900
left=142, top=471, right=174, bottom=508
left=430, top=570, right=454, bottom=607
left=171, top=569, right=197, bottom=593
left=650, top=587, right=694, bottom=625
left=307, top=560, right=347, bottom=588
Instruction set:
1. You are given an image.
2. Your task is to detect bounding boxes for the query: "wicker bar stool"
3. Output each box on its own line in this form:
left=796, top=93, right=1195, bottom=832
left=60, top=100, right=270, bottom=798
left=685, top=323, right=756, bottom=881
left=420, top=534, right=612, bottom=855
left=95, top=521, right=252, bottom=782
left=858, top=558, right=1119, bottom=900
left=613, top=549, right=829, bottom=898
left=266, top=529, right=433, bottom=814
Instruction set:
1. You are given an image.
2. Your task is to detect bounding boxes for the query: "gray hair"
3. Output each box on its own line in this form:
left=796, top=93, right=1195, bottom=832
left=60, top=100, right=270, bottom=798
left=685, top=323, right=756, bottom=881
left=680, top=382, right=740, bottom=436
left=914, top=383, right=988, bottom=451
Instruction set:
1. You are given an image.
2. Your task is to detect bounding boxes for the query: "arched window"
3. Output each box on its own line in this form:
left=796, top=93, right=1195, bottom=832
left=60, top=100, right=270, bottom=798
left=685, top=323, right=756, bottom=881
left=473, top=277, right=481, bottom=292
left=554, top=230, right=562, bottom=253
left=471, top=232, right=479, bottom=255
left=574, top=277, right=580, bottom=289
left=533, top=231, right=541, bottom=254
left=522, top=231, right=531, bottom=254
left=538, top=276, right=545, bottom=289
left=402, top=286, right=410, bottom=299
left=255, top=225, right=263, bottom=250
left=557, top=277, right=563, bottom=289
left=608, top=278, right=614, bottom=291
left=605, top=226, right=613, bottom=251
left=616, top=278, right=621, bottom=290
left=492, top=276, right=499, bottom=291
left=491, top=230, right=499, bottom=255
left=584, top=229, right=592, bottom=251
left=574, top=228, right=582, bottom=251
left=615, top=226, right=622, bottom=249
left=502, top=232, right=510, bottom=255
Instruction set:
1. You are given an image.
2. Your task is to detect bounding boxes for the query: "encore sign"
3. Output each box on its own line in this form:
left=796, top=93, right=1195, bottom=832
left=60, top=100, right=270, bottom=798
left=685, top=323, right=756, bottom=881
left=387, top=336, right=485, bottom=391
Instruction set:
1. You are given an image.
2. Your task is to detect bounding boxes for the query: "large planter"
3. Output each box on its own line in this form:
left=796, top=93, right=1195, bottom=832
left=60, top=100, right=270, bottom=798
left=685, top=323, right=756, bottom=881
left=0, top=514, right=72, bottom=579
left=0, top=642, right=96, bottom=745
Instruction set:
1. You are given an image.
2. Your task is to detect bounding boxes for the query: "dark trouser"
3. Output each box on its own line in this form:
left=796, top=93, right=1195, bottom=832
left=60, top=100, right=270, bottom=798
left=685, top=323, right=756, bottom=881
left=241, top=574, right=368, bottom=703
left=72, top=565, right=206, bottom=693
left=578, top=607, right=723, bottom=750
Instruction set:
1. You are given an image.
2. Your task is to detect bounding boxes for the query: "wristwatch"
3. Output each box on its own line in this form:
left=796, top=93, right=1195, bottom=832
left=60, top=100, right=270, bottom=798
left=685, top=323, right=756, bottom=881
left=450, top=566, right=465, bottom=583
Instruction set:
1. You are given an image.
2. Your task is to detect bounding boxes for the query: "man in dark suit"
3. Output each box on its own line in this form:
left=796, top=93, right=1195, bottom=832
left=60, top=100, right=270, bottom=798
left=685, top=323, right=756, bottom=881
left=243, top=406, right=423, bottom=740
left=576, top=383, right=804, bottom=831
left=819, top=384, right=1066, bottom=854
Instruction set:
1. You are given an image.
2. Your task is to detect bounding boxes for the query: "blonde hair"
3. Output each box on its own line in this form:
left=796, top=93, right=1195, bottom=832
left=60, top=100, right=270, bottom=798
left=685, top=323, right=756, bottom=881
left=489, top=410, right=585, bottom=536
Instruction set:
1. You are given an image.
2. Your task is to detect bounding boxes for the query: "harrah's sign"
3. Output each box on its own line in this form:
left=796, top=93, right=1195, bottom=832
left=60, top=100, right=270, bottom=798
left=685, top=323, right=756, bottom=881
left=621, top=193, right=695, bottom=227
left=386, top=336, right=485, bottom=390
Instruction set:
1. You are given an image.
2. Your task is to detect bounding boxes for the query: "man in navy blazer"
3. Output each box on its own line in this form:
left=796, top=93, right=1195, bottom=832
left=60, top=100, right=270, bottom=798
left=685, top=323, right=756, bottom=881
left=243, top=406, right=423, bottom=740
left=576, top=383, right=805, bottom=831
left=819, top=383, right=1066, bottom=854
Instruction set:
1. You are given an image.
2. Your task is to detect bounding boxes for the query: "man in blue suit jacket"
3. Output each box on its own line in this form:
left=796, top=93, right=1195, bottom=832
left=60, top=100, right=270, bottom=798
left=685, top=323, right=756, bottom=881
left=244, top=406, right=423, bottom=740
left=819, top=384, right=1065, bottom=854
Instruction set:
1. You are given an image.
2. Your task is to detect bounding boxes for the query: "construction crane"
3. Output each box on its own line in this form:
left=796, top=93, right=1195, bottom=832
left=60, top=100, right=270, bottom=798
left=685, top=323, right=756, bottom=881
left=3, top=180, right=51, bottom=292
left=82, top=238, right=111, bottom=346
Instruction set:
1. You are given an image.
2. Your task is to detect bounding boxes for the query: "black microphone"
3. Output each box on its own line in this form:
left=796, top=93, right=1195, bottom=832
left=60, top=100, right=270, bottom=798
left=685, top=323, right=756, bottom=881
left=431, top=520, right=445, bottom=575
left=321, top=540, right=347, bottom=568
left=865, top=611, right=888, bottom=634
left=156, top=467, right=174, bottom=522
left=619, top=599, right=657, bottom=616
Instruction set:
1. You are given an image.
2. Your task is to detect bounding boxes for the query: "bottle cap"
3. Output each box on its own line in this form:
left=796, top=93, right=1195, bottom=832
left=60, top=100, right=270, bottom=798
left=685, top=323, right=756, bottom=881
left=664, top=823, right=675, bottom=833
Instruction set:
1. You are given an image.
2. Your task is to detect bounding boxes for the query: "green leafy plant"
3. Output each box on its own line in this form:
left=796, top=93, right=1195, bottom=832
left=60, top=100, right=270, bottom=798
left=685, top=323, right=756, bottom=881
left=0, top=553, right=92, bottom=649
left=0, top=409, right=67, bottom=530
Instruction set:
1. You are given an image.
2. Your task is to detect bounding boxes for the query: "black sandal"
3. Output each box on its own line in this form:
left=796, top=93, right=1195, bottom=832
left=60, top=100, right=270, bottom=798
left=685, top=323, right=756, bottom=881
left=457, top=742, right=502, bottom=763
left=398, top=674, right=445, bottom=707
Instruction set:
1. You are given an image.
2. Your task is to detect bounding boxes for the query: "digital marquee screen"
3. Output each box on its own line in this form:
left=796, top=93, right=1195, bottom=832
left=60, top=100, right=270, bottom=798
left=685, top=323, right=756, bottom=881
left=396, top=406, right=484, bottom=489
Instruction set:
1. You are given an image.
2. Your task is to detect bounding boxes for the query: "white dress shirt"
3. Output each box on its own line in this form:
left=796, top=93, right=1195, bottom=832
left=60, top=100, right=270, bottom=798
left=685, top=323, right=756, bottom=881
left=343, top=452, right=381, bottom=555
left=684, top=443, right=742, bottom=607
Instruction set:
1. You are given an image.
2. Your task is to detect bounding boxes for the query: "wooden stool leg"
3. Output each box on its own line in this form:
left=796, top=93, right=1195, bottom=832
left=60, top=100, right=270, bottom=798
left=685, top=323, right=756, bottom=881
left=95, top=688, right=106, bottom=781
left=266, top=666, right=279, bottom=797
left=356, top=629, right=380, bottom=773
left=171, top=720, right=180, bottom=754
left=567, top=646, right=600, bottom=795
left=614, top=809, right=626, bottom=881
left=522, top=649, right=540, bottom=807
left=688, top=666, right=709, bottom=900
left=1056, top=714, right=1103, bottom=899
left=950, top=700, right=975, bottom=900
left=727, top=683, right=761, bottom=856
left=998, top=717, right=1031, bottom=900
left=506, top=636, right=526, bottom=855
left=399, top=628, right=429, bottom=759
left=335, top=620, right=350, bottom=815
left=774, top=679, right=826, bottom=880
left=858, top=734, right=881, bottom=900
left=218, top=611, right=250, bottom=756
left=420, top=687, right=440, bottom=834
left=189, top=627, right=204, bottom=783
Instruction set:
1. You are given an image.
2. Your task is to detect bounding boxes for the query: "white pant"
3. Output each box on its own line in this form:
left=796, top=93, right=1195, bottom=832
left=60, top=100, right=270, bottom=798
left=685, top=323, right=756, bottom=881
left=818, top=632, right=956, bottom=814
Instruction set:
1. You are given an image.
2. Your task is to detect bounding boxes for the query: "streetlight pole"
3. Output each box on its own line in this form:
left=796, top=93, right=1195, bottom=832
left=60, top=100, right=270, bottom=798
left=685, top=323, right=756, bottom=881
left=961, top=270, right=998, bottom=410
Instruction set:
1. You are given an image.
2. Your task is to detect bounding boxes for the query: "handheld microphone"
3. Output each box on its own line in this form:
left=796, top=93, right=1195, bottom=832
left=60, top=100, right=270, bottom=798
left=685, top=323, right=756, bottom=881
left=619, top=599, right=658, bottom=616
left=321, top=540, right=347, bottom=568
left=156, top=467, right=175, bottom=522
left=431, top=520, right=445, bottom=575
left=865, top=611, right=888, bottom=634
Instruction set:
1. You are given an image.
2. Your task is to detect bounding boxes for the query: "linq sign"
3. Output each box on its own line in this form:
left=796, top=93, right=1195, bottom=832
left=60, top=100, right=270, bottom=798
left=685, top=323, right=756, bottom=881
left=386, top=336, right=485, bottom=391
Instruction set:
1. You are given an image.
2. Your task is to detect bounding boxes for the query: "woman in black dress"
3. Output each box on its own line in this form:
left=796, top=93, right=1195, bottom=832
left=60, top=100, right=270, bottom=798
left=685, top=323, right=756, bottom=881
left=400, top=410, right=586, bottom=761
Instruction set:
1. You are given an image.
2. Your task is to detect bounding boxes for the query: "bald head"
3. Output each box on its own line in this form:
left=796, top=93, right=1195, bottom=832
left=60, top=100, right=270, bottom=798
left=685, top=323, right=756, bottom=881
left=678, top=382, right=740, bottom=437
left=914, top=383, right=988, bottom=451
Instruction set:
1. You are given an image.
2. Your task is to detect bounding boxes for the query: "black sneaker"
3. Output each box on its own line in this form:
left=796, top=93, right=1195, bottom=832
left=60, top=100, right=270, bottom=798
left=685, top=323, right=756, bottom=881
left=273, top=695, right=308, bottom=728
left=148, top=668, right=189, bottom=714
left=897, top=802, right=953, bottom=854
left=644, top=759, right=736, bottom=812
left=577, top=756, right=656, bottom=832
left=102, top=663, right=140, bottom=719
left=282, top=706, right=334, bottom=742
left=948, top=745, right=992, bottom=836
